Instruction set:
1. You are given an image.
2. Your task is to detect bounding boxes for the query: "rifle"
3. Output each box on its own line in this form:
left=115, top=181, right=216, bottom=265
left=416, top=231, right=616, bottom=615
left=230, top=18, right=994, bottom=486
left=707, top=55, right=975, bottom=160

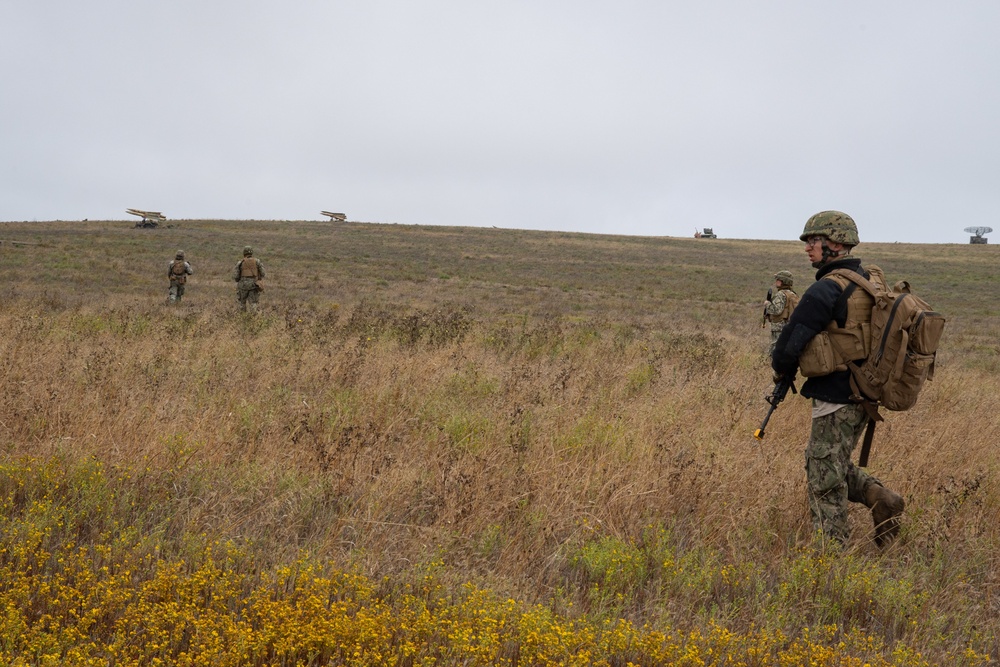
left=761, top=287, right=773, bottom=328
left=753, top=376, right=797, bottom=440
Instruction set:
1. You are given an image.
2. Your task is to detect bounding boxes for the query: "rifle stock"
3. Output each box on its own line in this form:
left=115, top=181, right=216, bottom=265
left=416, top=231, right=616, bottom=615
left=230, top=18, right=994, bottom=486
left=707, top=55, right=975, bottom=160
left=753, top=377, right=796, bottom=440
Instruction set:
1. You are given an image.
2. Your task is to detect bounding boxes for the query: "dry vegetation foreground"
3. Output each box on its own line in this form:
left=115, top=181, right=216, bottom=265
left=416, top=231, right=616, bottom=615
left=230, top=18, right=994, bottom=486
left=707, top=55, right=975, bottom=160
left=0, top=219, right=998, bottom=665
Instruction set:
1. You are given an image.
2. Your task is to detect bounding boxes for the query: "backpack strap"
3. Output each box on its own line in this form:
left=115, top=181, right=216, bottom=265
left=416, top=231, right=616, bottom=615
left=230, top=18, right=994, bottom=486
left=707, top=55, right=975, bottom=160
left=818, top=269, right=870, bottom=368
left=852, top=381, right=884, bottom=468
left=826, top=267, right=879, bottom=297
left=859, top=420, right=875, bottom=468
left=827, top=268, right=885, bottom=467
left=832, top=282, right=856, bottom=327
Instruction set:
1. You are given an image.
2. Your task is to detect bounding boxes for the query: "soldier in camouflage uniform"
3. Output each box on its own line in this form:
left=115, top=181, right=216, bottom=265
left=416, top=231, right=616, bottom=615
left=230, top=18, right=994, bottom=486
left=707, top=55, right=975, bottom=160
left=763, top=270, right=797, bottom=357
left=167, top=250, right=193, bottom=304
left=771, top=211, right=904, bottom=547
left=233, top=245, right=265, bottom=312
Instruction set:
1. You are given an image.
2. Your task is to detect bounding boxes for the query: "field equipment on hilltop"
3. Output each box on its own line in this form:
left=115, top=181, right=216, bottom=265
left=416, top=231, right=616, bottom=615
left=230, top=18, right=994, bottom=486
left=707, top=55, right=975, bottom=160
left=761, top=288, right=773, bottom=328
left=964, top=226, right=992, bottom=244
left=799, top=265, right=945, bottom=466
left=321, top=211, right=347, bottom=222
left=699, top=227, right=717, bottom=239
left=753, top=377, right=797, bottom=440
left=126, top=208, right=166, bottom=228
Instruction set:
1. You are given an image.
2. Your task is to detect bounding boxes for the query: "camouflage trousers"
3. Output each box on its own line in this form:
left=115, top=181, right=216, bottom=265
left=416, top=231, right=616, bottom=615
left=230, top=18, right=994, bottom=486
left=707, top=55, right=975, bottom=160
left=168, top=282, right=185, bottom=303
left=237, top=278, right=260, bottom=312
left=805, top=403, right=880, bottom=544
left=767, top=322, right=785, bottom=357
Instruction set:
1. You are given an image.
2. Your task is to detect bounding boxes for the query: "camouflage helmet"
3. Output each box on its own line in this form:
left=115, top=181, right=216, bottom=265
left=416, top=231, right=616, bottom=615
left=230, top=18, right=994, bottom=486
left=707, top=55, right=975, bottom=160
left=800, top=211, right=860, bottom=246
left=175, top=250, right=185, bottom=260
left=773, top=270, right=793, bottom=286
left=243, top=245, right=253, bottom=256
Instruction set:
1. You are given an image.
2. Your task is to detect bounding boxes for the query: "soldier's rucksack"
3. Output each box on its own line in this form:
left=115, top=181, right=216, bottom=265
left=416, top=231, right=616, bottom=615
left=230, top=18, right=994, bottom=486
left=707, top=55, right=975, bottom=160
left=828, top=266, right=945, bottom=411
left=827, top=266, right=945, bottom=466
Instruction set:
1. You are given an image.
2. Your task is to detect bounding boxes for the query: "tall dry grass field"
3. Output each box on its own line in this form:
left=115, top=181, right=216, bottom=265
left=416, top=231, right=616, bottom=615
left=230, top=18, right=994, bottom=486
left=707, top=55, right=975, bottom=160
left=0, top=219, right=997, bottom=665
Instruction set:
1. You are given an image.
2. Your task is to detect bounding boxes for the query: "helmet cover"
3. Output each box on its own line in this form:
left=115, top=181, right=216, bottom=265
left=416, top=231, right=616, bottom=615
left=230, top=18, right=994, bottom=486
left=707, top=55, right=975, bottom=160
left=774, top=270, right=793, bottom=286
left=800, top=211, right=860, bottom=246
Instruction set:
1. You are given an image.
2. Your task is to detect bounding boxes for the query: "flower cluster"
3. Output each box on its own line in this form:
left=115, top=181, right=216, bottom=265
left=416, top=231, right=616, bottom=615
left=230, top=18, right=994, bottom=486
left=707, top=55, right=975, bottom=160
left=1, top=457, right=992, bottom=666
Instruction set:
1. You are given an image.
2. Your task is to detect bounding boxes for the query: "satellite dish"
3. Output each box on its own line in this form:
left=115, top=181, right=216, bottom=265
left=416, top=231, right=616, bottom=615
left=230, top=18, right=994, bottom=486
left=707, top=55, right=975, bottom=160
left=964, top=226, right=992, bottom=244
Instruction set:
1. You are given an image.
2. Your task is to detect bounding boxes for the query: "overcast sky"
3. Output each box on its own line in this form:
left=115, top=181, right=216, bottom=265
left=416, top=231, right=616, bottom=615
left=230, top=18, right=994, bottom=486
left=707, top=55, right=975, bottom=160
left=3, top=2, right=998, bottom=243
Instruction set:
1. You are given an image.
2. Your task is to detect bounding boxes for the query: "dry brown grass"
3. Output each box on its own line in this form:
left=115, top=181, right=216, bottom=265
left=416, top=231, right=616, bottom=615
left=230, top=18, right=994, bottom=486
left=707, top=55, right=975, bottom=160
left=1, top=218, right=998, bottom=660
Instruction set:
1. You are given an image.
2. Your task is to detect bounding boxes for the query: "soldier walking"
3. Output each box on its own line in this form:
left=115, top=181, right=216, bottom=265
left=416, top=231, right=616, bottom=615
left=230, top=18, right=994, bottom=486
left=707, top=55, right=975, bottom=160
left=167, top=250, right=193, bottom=304
left=762, top=270, right=798, bottom=357
left=771, top=211, right=905, bottom=548
left=233, top=245, right=265, bottom=312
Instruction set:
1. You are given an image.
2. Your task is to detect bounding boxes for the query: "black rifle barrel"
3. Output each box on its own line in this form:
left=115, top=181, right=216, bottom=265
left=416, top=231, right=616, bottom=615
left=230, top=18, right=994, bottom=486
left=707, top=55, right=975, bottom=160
left=753, top=378, right=796, bottom=441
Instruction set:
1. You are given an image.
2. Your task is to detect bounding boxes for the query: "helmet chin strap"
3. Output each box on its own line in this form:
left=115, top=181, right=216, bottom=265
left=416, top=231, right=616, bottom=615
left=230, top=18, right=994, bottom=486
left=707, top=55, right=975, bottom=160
left=812, top=241, right=843, bottom=268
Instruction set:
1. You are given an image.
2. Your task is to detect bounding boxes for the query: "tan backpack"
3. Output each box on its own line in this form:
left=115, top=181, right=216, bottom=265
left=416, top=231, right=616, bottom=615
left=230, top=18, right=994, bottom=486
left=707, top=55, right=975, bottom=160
left=828, top=266, right=945, bottom=412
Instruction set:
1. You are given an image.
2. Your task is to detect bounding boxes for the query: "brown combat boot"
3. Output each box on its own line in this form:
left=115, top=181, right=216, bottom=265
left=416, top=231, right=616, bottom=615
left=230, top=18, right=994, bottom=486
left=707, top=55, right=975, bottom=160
left=865, top=483, right=905, bottom=547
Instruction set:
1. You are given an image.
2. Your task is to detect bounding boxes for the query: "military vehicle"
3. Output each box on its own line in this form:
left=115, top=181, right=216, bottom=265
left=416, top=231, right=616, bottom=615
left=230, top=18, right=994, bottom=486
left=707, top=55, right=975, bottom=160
left=127, top=208, right=166, bottom=228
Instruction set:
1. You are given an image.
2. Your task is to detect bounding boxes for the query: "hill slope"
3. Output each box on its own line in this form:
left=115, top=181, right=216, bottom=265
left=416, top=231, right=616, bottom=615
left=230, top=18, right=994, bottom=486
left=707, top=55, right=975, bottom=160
left=1, top=219, right=997, bottom=663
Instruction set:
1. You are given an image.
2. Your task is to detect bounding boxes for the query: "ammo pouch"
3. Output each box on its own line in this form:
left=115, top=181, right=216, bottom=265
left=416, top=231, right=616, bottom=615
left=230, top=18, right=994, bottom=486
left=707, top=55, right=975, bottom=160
left=798, top=325, right=869, bottom=377
left=798, top=332, right=838, bottom=377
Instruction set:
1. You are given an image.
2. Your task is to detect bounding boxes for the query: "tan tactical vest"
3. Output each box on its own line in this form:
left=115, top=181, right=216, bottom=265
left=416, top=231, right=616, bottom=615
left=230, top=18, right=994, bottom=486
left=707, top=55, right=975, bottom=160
left=776, top=288, right=799, bottom=322
left=239, top=258, right=259, bottom=279
left=170, top=261, right=187, bottom=284
left=797, top=267, right=886, bottom=377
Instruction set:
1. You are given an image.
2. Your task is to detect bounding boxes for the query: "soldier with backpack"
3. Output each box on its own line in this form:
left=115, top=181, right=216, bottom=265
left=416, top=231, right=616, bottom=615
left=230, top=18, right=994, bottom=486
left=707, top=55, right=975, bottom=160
left=233, top=245, right=266, bottom=313
left=770, top=211, right=906, bottom=548
left=763, top=270, right=798, bottom=357
left=167, top=250, right=193, bottom=304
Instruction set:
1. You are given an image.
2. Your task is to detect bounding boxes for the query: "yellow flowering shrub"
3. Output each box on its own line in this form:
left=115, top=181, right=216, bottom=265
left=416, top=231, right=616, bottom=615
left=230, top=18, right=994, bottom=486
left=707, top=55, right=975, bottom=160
left=0, top=457, right=992, bottom=666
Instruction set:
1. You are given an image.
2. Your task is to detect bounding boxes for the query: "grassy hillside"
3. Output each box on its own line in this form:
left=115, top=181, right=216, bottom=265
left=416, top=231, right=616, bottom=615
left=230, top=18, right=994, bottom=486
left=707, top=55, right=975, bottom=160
left=1, top=219, right=997, bottom=665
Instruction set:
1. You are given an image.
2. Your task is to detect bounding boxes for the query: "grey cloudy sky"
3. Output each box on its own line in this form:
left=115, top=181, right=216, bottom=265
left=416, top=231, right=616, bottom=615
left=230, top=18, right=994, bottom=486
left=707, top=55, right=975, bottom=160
left=3, top=2, right=998, bottom=243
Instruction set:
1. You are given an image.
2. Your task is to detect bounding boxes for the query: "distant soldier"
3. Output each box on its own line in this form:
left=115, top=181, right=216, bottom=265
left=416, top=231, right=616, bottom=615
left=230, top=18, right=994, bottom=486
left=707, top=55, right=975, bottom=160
left=167, top=250, right=193, bottom=304
left=763, top=270, right=798, bottom=357
left=233, top=245, right=265, bottom=312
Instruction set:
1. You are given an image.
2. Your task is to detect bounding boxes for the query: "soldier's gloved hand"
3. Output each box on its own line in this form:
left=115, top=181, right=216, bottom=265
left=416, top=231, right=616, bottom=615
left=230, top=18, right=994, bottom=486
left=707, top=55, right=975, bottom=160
left=772, top=372, right=786, bottom=385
